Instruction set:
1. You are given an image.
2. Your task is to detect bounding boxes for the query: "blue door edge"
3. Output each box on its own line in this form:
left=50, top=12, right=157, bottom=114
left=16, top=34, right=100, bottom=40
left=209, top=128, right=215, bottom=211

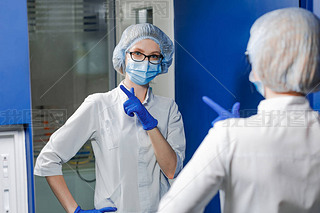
left=25, top=124, right=35, bottom=213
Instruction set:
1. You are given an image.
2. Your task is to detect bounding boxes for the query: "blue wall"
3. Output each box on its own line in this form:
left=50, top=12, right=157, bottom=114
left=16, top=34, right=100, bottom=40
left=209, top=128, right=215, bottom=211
left=174, top=0, right=299, bottom=212
left=0, top=0, right=34, bottom=212
left=306, top=0, right=320, bottom=111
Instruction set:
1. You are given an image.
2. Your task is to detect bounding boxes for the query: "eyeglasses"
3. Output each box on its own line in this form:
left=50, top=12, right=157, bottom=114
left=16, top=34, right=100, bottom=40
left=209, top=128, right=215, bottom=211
left=127, top=51, right=163, bottom=65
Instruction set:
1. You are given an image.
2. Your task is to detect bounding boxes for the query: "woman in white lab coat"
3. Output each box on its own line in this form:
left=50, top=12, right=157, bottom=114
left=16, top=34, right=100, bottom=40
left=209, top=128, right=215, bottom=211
left=158, top=8, right=320, bottom=213
left=34, top=23, right=185, bottom=213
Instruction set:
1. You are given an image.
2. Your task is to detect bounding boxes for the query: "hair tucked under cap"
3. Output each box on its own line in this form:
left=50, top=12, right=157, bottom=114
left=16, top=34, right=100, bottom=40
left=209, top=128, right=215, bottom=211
left=113, top=23, right=174, bottom=75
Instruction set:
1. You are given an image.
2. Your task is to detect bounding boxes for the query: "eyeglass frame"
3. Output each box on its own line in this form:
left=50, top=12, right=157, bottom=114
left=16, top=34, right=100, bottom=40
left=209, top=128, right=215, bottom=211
left=126, top=51, right=164, bottom=65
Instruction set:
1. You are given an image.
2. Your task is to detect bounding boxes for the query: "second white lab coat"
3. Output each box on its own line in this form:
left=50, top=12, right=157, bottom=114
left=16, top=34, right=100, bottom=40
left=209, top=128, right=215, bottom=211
left=34, top=82, right=186, bottom=213
left=158, top=96, right=320, bottom=213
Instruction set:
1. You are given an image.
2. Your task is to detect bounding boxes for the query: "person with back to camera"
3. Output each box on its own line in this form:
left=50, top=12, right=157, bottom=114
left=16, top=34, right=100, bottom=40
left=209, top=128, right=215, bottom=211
left=34, top=23, right=186, bottom=213
left=158, top=7, right=320, bottom=213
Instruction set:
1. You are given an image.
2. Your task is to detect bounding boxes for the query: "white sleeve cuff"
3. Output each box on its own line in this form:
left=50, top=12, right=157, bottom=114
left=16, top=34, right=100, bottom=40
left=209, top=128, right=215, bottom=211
left=173, top=151, right=183, bottom=178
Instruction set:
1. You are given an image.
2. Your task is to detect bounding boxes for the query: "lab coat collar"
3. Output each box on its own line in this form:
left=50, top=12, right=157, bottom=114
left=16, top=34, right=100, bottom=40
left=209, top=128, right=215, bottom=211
left=118, top=81, right=153, bottom=105
left=257, top=96, right=310, bottom=113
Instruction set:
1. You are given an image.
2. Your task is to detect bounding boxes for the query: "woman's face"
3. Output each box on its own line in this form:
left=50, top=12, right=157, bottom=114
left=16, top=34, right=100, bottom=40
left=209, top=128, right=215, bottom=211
left=125, top=39, right=161, bottom=65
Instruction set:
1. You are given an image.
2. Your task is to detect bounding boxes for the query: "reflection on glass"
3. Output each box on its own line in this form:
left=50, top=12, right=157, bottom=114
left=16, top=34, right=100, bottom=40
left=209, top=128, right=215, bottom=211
left=27, top=0, right=114, bottom=211
left=136, top=8, right=153, bottom=24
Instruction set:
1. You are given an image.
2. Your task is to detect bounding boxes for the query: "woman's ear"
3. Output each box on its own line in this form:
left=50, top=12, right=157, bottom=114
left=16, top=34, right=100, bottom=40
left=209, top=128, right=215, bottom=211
left=119, top=67, right=123, bottom=75
left=120, top=64, right=127, bottom=75
left=252, top=70, right=261, bottom=81
left=125, top=55, right=128, bottom=65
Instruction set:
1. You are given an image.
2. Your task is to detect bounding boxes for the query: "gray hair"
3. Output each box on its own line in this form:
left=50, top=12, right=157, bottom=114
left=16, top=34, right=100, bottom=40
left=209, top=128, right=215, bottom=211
left=247, top=7, right=320, bottom=94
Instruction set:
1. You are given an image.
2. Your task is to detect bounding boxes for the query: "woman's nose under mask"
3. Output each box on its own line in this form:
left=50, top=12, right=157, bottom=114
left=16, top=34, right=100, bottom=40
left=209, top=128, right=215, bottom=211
left=125, top=58, right=161, bottom=85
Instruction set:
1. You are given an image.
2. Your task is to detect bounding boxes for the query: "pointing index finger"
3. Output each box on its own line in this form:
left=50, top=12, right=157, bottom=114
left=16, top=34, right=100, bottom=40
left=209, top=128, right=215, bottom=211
left=202, top=96, right=227, bottom=115
left=120, top=85, right=133, bottom=98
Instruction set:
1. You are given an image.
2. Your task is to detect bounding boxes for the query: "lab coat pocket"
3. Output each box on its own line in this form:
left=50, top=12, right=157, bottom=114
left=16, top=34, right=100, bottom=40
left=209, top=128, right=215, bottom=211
left=103, top=119, right=120, bottom=150
left=96, top=184, right=121, bottom=210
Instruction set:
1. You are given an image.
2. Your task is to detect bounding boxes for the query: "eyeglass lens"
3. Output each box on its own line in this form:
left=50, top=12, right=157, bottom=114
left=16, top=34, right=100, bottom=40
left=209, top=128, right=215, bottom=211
left=130, top=52, right=162, bottom=64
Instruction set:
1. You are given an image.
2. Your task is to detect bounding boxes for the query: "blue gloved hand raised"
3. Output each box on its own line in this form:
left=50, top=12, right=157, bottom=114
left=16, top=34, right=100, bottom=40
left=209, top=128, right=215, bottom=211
left=74, top=206, right=117, bottom=213
left=120, top=85, right=158, bottom=130
left=202, top=96, right=240, bottom=126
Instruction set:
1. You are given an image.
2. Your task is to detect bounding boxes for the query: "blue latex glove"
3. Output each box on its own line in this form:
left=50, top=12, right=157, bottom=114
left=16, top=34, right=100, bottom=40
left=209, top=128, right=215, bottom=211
left=120, top=85, right=158, bottom=130
left=202, top=96, right=240, bottom=126
left=74, top=206, right=117, bottom=213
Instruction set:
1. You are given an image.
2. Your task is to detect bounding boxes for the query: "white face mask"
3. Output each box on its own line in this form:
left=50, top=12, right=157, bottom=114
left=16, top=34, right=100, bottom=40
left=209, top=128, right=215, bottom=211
left=249, top=72, right=265, bottom=97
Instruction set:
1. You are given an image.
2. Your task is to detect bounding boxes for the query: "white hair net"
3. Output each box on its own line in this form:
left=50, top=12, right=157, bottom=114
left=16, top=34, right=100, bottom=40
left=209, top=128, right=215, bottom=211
left=247, top=7, right=320, bottom=94
left=113, top=23, right=174, bottom=75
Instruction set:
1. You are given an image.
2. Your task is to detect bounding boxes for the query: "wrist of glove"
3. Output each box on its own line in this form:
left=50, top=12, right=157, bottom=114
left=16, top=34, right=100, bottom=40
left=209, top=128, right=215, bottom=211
left=120, top=85, right=158, bottom=130
left=136, top=107, right=158, bottom=130
left=74, top=206, right=117, bottom=213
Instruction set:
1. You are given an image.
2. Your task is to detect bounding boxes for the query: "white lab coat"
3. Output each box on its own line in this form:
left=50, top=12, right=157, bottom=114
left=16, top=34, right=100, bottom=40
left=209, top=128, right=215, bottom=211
left=158, top=96, right=320, bottom=213
left=34, top=82, right=186, bottom=213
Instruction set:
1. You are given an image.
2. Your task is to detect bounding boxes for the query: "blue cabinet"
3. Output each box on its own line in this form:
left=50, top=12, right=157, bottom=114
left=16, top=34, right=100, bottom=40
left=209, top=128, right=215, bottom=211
left=0, top=0, right=34, bottom=212
left=174, top=0, right=299, bottom=212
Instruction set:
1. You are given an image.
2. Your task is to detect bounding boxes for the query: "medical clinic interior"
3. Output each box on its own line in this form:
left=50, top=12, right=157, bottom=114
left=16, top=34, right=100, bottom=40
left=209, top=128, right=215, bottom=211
left=1, top=0, right=320, bottom=213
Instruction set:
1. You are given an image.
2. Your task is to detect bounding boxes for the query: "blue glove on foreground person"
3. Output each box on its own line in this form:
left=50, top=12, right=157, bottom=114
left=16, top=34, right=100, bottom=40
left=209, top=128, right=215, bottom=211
left=120, top=85, right=158, bottom=130
left=74, top=206, right=117, bottom=213
left=202, top=96, right=240, bottom=126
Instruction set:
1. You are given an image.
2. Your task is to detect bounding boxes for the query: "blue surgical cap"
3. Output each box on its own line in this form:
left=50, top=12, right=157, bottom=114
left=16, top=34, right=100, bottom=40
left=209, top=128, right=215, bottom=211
left=113, top=23, right=174, bottom=75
